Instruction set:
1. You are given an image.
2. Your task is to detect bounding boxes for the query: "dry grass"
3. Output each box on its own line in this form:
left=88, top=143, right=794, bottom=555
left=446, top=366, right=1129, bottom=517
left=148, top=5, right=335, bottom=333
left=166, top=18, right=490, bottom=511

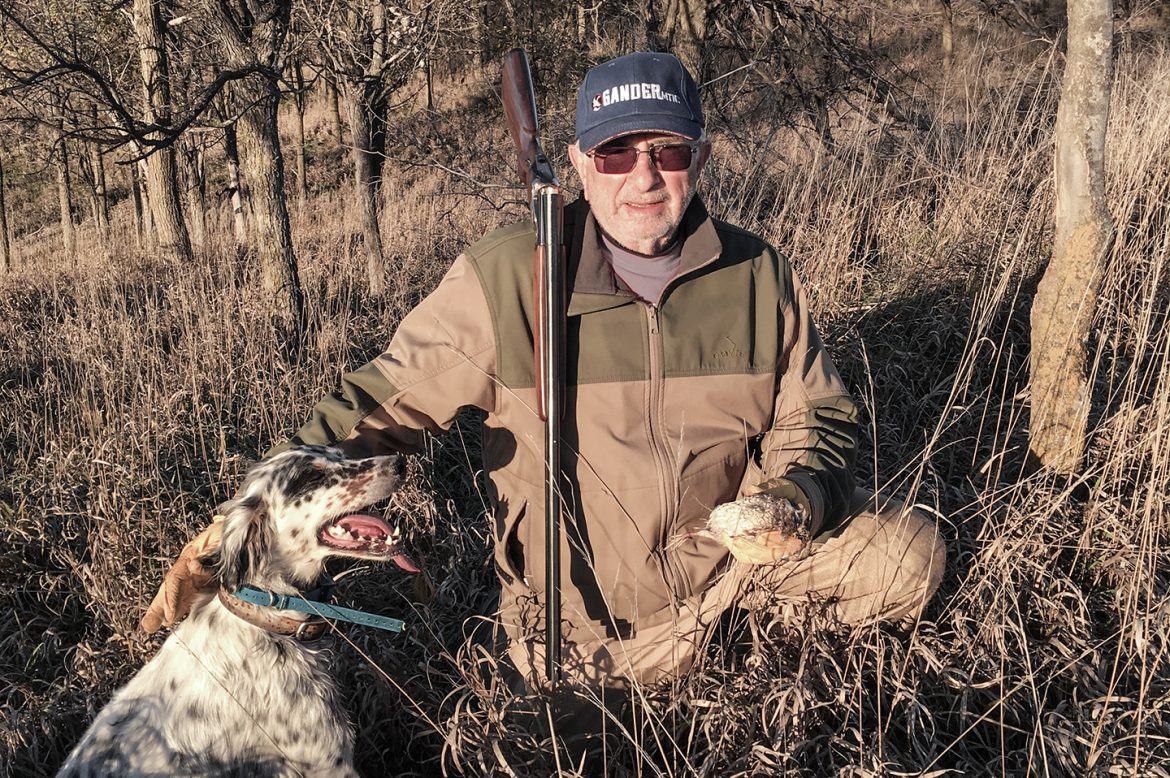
left=3, top=36, right=1170, bottom=778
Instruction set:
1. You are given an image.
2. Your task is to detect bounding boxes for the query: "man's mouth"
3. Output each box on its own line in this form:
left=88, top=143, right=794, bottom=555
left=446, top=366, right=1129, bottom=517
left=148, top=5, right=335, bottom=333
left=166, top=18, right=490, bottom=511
left=319, top=514, right=420, bottom=573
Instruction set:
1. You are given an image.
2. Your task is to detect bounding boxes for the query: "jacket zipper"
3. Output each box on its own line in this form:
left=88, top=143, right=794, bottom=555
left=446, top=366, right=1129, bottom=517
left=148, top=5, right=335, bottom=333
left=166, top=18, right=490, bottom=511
left=644, top=304, right=680, bottom=586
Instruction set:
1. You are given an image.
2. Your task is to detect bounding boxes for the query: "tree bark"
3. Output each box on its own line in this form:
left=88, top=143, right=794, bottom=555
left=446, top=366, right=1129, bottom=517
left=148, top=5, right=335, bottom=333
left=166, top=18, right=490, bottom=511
left=133, top=0, right=193, bottom=263
left=1029, top=0, right=1114, bottom=474
left=346, top=78, right=388, bottom=295
left=291, top=61, right=309, bottom=203
left=224, top=123, right=249, bottom=248
left=183, top=141, right=207, bottom=248
left=0, top=156, right=11, bottom=272
left=210, top=0, right=305, bottom=342
left=325, top=73, right=345, bottom=148
left=130, top=160, right=146, bottom=249
left=238, top=95, right=305, bottom=339
left=56, top=127, right=76, bottom=262
left=941, top=0, right=955, bottom=74
left=340, top=0, right=391, bottom=295
left=136, top=158, right=156, bottom=248
left=661, top=0, right=708, bottom=80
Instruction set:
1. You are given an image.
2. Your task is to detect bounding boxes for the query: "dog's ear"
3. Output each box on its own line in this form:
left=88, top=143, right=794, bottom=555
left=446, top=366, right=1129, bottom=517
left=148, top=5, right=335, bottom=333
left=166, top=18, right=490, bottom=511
left=215, top=493, right=270, bottom=591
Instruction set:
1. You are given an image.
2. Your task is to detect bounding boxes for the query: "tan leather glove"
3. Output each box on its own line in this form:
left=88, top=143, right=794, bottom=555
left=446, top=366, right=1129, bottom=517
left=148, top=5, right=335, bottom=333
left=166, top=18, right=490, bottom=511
left=139, top=516, right=224, bottom=634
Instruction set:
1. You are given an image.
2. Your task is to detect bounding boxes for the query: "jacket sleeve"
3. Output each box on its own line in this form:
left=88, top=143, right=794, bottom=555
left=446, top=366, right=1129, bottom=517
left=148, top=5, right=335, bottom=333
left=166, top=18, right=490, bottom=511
left=268, top=255, right=497, bottom=459
left=754, top=261, right=858, bottom=536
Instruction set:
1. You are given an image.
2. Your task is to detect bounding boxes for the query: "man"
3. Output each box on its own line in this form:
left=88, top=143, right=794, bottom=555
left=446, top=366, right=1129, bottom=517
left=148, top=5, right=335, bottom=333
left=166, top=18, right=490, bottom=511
left=144, top=52, right=944, bottom=700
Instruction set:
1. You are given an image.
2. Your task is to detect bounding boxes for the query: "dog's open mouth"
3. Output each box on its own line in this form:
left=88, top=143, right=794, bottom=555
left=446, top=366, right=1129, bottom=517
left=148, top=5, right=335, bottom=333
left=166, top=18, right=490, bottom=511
left=319, top=514, right=420, bottom=573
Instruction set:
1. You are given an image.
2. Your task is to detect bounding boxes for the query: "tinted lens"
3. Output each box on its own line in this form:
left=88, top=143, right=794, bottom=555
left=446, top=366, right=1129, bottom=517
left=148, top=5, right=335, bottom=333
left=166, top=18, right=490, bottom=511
left=591, top=144, right=695, bottom=174
left=653, top=144, right=694, bottom=171
left=594, top=147, right=638, bottom=174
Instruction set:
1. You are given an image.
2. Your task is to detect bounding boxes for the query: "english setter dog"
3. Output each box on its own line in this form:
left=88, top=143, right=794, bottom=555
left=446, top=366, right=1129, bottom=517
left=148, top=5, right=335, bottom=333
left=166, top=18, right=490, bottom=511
left=58, top=446, right=418, bottom=778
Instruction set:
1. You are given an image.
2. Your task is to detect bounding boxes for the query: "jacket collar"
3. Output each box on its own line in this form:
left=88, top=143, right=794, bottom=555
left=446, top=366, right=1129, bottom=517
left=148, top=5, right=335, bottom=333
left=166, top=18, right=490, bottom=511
left=564, top=195, right=723, bottom=316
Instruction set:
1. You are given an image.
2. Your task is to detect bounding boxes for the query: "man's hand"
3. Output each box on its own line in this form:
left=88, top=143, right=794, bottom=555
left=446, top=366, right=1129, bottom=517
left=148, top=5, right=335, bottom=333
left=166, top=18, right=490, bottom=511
left=706, top=493, right=811, bottom=565
left=139, top=516, right=224, bottom=634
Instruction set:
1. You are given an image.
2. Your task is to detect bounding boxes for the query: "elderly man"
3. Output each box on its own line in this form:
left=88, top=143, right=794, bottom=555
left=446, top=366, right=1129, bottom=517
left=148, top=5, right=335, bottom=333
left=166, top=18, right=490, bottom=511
left=144, top=52, right=944, bottom=702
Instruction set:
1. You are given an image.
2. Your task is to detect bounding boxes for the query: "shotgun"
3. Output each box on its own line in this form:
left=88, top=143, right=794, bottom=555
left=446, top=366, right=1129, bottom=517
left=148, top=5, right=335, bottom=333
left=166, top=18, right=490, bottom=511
left=501, top=47, right=565, bottom=684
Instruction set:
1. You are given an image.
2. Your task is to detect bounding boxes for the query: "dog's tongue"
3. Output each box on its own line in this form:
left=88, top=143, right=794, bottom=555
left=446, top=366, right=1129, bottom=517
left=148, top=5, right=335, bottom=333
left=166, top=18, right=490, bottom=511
left=336, top=514, right=421, bottom=573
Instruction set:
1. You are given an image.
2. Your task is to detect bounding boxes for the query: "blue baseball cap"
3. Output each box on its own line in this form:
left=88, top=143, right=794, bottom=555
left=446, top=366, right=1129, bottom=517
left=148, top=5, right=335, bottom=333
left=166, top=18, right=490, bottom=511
left=575, top=52, right=704, bottom=152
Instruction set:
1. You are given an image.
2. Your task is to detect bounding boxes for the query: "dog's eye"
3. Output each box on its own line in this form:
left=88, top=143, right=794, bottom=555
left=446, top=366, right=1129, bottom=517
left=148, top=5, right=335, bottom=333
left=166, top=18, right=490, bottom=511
left=284, top=467, right=335, bottom=498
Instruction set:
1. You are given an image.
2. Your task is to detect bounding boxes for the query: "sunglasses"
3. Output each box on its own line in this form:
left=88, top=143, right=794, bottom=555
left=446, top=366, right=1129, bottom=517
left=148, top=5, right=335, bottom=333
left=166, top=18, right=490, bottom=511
left=587, top=143, right=698, bottom=174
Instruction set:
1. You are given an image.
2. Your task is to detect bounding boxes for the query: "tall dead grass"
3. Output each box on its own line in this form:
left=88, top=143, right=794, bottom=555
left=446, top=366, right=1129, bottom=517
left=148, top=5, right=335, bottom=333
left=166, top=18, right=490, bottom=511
left=2, top=38, right=1169, bottom=777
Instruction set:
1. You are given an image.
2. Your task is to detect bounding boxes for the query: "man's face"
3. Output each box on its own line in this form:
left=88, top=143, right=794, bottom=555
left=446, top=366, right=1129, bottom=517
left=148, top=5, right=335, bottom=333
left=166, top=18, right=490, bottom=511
left=569, top=132, right=711, bottom=255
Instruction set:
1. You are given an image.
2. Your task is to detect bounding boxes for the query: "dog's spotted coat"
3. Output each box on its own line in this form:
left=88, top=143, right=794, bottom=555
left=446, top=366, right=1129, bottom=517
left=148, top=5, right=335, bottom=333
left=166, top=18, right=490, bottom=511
left=57, top=446, right=407, bottom=778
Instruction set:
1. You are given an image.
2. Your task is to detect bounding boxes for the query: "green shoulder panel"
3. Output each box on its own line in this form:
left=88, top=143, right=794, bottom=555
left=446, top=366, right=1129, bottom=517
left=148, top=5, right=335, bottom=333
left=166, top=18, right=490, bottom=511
left=268, top=362, right=399, bottom=457
left=463, top=222, right=540, bottom=390
left=661, top=220, right=789, bottom=377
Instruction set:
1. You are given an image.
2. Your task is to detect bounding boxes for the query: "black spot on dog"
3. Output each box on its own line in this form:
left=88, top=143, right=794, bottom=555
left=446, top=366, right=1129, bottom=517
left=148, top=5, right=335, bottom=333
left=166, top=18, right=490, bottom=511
left=281, top=467, right=334, bottom=500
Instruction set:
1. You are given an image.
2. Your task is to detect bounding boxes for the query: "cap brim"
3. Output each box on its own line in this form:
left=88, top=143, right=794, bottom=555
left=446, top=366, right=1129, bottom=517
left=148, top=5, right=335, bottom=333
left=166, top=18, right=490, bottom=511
left=578, top=115, right=703, bottom=152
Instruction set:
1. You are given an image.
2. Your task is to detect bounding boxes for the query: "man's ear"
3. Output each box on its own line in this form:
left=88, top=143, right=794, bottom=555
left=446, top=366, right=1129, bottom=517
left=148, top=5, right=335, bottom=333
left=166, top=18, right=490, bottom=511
left=215, top=494, right=268, bottom=591
left=568, top=142, right=590, bottom=201
left=695, top=141, right=712, bottom=175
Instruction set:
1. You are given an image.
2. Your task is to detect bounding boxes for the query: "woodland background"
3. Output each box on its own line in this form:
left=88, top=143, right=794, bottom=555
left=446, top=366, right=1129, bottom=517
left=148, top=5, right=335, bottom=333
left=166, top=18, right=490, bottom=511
left=2, top=0, right=1170, bottom=775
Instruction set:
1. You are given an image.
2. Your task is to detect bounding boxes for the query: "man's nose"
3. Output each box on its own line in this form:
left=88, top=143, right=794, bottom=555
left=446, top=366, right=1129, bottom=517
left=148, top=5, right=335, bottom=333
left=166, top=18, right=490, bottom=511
left=627, top=150, right=664, bottom=188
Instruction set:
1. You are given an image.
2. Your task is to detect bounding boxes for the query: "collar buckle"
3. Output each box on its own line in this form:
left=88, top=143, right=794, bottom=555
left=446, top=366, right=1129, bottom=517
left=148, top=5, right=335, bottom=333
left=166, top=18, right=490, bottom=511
left=294, top=617, right=330, bottom=642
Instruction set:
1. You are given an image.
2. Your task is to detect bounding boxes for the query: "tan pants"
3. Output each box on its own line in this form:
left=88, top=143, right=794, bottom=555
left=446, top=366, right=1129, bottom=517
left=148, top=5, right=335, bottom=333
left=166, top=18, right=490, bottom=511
left=504, top=488, right=946, bottom=691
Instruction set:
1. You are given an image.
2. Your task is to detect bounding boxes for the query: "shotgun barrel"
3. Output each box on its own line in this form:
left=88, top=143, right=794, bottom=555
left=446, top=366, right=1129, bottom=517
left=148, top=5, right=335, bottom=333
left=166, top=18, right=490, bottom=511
left=500, top=48, right=565, bottom=685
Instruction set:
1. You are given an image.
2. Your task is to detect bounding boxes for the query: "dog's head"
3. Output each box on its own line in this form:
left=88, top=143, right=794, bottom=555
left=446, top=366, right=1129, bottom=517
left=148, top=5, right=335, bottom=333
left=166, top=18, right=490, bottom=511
left=215, top=445, right=419, bottom=592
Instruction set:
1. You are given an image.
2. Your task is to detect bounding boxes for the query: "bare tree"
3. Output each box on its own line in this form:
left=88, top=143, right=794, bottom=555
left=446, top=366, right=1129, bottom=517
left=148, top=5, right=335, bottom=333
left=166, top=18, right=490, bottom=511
left=181, top=139, right=208, bottom=247
left=661, top=0, right=710, bottom=79
left=0, top=154, right=11, bottom=272
left=941, top=0, right=955, bottom=73
left=133, top=0, right=193, bottom=262
left=317, top=0, right=441, bottom=295
left=289, top=61, right=310, bottom=203
left=207, top=0, right=305, bottom=341
left=1029, top=0, right=1114, bottom=473
left=223, top=121, right=249, bottom=249
left=52, top=101, right=76, bottom=262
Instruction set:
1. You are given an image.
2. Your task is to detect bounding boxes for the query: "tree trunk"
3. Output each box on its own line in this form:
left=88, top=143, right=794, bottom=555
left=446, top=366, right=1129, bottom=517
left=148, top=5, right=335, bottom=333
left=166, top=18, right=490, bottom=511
left=345, top=79, right=388, bottom=295
left=1029, top=0, right=1114, bottom=474
left=424, top=58, right=434, bottom=111
left=325, top=74, right=345, bottom=148
left=237, top=82, right=306, bottom=339
left=661, top=0, right=707, bottom=79
left=133, top=0, right=193, bottom=263
left=56, top=131, right=76, bottom=262
left=224, top=123, right=249, bottom=248
left=90, top=143, right=110, bottom=242
left=0, top=156, right=11, bottom=272
left=291, top=62, right=309, bottom=203
left=87, top=105, right=110, bottom=243
left=130, top=160, right=146, bottom=248
left=183, top=142, right=207, bottom=248
left=136, top=158, right=156, bottom=248
left=941, top=0, right=955, bottom=74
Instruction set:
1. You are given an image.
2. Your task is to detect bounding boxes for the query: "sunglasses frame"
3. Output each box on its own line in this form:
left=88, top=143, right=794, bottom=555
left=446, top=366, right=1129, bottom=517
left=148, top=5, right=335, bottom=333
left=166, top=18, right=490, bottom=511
left=586, top=142, right=700, bottom=175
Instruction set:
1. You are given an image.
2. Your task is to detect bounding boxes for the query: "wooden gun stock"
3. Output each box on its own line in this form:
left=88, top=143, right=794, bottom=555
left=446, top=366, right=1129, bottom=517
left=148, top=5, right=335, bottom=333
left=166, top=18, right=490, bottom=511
left=502, top=48, right=558, bottom=191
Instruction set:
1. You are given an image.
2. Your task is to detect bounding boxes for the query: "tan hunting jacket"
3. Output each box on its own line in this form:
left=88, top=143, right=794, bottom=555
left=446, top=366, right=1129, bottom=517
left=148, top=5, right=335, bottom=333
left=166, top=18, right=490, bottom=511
left=282, top=196, right=858, bottom=641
